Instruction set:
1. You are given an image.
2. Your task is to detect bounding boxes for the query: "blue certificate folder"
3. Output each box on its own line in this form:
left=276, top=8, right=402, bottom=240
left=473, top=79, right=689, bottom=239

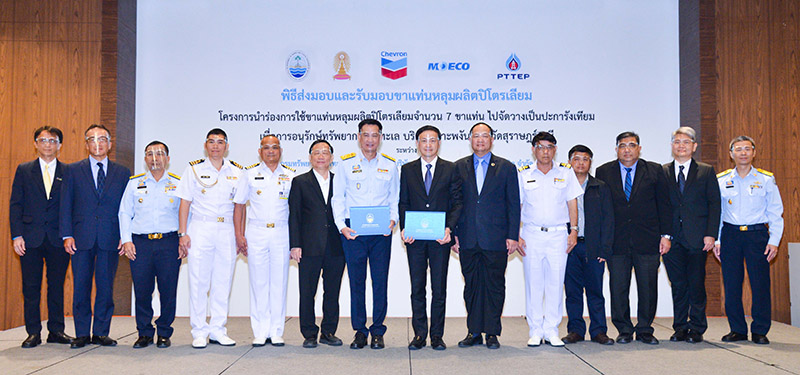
left=404, top=211, right=446, bottom=241
left=349, top=206, right=391, bottom=236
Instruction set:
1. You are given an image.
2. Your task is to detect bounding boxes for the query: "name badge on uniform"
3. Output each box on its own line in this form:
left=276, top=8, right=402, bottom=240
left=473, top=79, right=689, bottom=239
left=352, top=169, right=362, bottom=174
left=200, top=175, right=210, bottom=179
left=554, top=178, right=565, bottom=183
left=137, top=185, right=147, bottom=189
left=255, top=176, right=264, bottom=180
left=377, top=168, right=388, bottom=173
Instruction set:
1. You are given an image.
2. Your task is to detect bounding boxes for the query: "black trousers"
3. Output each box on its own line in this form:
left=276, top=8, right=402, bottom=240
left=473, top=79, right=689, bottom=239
left=406, top=240, right=450, bottom=338
left=460, top=247, right=507, bottom=335
left=20, top=240, right=70, bottom=335
left=663, top=241, right=708, bottom=333
left=720, top=224, right=771, bottom=335
left=130, top=234, right=181, bottom=338
left=298, top=242, right=345, bottom=339
left=608, top=252, right=660, bottom=335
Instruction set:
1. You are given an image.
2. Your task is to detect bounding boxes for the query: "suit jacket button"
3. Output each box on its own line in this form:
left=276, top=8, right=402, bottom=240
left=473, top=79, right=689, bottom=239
left=426, top=204, right=430, bottom=208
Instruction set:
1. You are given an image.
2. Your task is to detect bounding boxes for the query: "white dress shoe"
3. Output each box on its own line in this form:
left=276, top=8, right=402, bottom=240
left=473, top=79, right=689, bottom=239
left=252, top=337, right=267, bottom=347
left=209, top=335, right=236, bottom=346
left=527, top=336, right=542, bottom=347
left=546, top=335, right=565, bottom=347
left=192, top=337, right=207, bottom=349
left=270, top=336, right=285, bottom=346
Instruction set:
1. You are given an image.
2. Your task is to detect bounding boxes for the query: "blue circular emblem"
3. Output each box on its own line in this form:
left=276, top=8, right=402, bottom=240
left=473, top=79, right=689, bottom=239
left=287, top=51, right=310, bottom=80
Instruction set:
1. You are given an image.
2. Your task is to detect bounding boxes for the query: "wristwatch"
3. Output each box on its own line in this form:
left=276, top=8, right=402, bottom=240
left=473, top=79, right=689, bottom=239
left=570, top=226, right=579, bottom=231
left=178, top=232, right=187, bottom=238
left=661, top=234, right=672, bottom=240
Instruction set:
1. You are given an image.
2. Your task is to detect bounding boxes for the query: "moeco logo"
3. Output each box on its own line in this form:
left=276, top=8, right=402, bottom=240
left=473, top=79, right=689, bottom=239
left=381, top=51, right=407, bottom=80
left=497, top=53, right=529, bottom=80
left=428, top=62, right=470, bottom=71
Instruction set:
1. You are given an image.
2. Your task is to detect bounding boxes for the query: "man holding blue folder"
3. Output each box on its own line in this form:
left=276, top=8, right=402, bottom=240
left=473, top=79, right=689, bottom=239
left=399, top=125, right=463, bottom=351
left=332, top=119, right=399, bottom=349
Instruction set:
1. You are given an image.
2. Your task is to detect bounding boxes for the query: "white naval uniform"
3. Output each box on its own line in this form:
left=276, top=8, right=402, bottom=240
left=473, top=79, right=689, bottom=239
left=233, top=162, right=295, bottom=340
left=518, top=162, right=583, bottom=338
left=175, top=158, right=243, bottom=340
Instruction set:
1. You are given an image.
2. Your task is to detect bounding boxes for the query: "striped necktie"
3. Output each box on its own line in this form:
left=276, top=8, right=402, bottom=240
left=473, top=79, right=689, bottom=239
left=624, top=167, right=632, bottom=201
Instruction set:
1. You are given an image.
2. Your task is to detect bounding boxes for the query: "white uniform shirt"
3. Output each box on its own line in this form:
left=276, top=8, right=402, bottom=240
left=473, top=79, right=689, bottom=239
left=518, top=162, right=584, bottom=226
left=717, top=167, right=784, bottom=246
left=118, top=171, right=181, bottom=243
left=233, top=163, right=295, bottom=224
left=175, top=158, right=243, bottom=220
left=332, top=150, right=400, bottom=231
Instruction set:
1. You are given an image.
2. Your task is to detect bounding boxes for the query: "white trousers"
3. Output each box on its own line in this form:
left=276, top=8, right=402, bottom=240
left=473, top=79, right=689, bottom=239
left=521, top=226, right=568, bottom=338
left=246, top=223, right=290, bottom=339
left=187, top=220, right=236, bottom=340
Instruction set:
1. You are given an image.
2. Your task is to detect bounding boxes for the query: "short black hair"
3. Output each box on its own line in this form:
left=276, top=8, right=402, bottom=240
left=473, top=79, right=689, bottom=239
left=145, top=140, right=169, bottom=155
left=616, top=131, right=640, bottom=145
left=34, top=126, right=63, bottom=143
left=469, top=122, right=493, bottom=135
left=85, top=124, right=110, bottom=137
left=415, top=125, right=441, bottom=140
left=309, top=139, right=333, bottom=154
left=729, top=135, right=756, bottom=150
left=358, top=119, right=382, bottom=132
left=568, top=144, right=593, bottom=159
left=207, top=128, right=228, bottom=141
left=531, top=131, right=556, bottom=145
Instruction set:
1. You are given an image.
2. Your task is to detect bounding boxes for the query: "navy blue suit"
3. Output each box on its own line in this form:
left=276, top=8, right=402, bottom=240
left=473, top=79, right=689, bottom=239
left=9, top=159, right=70, bottom=335
left=60, top=158, right=130, bottom=337
left=454, top=153, right=520, bottom=335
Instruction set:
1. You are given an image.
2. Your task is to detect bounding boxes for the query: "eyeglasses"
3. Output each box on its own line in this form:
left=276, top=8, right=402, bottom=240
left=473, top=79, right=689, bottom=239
left=310, top=150, right=331, bottom=156
left=145, top=150, right=167, bottom=157
left=36, top=138, right=60, bottom=145
left=534, top=144, right=556, bottom=151
left=617, top=142, right=639, bottom=150
left=732, top=146, right=754, bottom=153
left=85, top=136, right=110, bottom=143
left=260, top=145, right=281, bottom=150
left=671, top=139, right=694, bottom=146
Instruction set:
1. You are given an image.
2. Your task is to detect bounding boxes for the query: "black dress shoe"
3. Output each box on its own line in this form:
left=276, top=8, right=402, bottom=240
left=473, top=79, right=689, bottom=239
left=303, top=337, right=318, bottom=348
left=458, top=332, right=483, bottom=347
left=156, top=336, right=171, bottom=348
left=721, top=332, right=748, bottom=342
left=751, top=333, right=770, bottom=345
left=370, top=335, right=385, bottom=349
left=591, top=333, right=615, bottom=345
left=350, top=332, right=367, bottom=349
left=670, top=329, right=688, bottom=342
left=636, top=332, right=659, bottom=345
left=91, top=335, right=118, bottom=346
left=133, top=336, right=153, bottom=348
left=408, top=335, right=426, bottom=350
left=71, top=336, right=91, bottom=349
left=485, top=334, right=500, bottom=349
left=431, top=336, right=446, bottom=350
left=686, top=330, right=704, bottom=343
left=616, top=333, right=633, bottom=344
left=21, top=334, right=41, bottom=348
left=319, top=333, right=343, bottom=346
left=47, top=331, right=74, bottom=344
left=562, top=332, right=584, bottom=344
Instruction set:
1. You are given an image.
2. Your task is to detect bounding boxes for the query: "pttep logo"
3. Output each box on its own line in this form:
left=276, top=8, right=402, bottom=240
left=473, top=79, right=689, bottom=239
left=497, top=53, right=529, bottom=80
left=287, top=51, right=310, bottom=80
left=381, top=51, right=407, bottom=80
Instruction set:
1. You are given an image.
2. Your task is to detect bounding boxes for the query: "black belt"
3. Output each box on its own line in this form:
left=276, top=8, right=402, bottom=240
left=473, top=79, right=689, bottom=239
left=577, top=236, right=585, bottom=243
left=133, top=231, right=178, bottom=240
left=723, top=222, right=768, bottom=232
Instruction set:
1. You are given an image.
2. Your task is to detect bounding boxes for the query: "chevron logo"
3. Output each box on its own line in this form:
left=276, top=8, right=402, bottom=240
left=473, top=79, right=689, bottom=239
left=381, top=51, right=407, bottom=80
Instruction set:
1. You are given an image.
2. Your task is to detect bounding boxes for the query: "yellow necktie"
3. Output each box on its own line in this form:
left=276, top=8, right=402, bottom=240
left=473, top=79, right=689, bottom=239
left=44, top=164, right=53, bottom=198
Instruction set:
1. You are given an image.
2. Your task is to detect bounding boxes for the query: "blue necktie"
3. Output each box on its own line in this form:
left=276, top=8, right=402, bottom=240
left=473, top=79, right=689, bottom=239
left=424, top=163, right=432, bottom=195
left=96, top=162, right=106, bottom=194
left=678, top=165, right=686, bottom=194
left=624, top=167, right=632, bottom=201
left=476, top=160, right=486, bottom=194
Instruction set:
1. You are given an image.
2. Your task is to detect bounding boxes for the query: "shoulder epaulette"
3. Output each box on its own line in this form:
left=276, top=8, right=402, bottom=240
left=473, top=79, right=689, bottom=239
left=560, top=162, right=572, bottom=169
left=518, top=165, right=530, bottom=172
left=229, top=160, right=243, bottom=169
left=381, top=153, right=396, bottom=162
left=167, top=172, right=181, bottom=180
left=245, top=163, right=260, bottom=170
left=281, top=164, right=296, bottom=172
left=756, top=168, right=774, bottom=177
left=341, top=152, right=356, bottom=161
left=717, top=169, right=733, bottom=178
left=189, top=158, right=204, bottom=166
left=129, top=173, right=145, bottom=180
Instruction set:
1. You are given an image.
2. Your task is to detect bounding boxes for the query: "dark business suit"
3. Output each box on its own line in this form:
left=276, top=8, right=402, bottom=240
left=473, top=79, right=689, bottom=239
left=564, top=175, right=614, bottom=338
left=289, top=170, right=345, bottom=339
left=595, top=158, right=671, bottom=336
left=399, top=158, right=463, bottom=338
left=454, top=153, right=520, bottom=335
left=9, top=159, right=70, bottom=336
left=662, top=159, right=720, bottom=334
left=60, top=158, right=131, bottom=337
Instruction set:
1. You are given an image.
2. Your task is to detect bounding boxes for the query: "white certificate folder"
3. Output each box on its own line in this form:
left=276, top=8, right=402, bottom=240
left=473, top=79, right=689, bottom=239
left=404, top=211, right=446, bottom=241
